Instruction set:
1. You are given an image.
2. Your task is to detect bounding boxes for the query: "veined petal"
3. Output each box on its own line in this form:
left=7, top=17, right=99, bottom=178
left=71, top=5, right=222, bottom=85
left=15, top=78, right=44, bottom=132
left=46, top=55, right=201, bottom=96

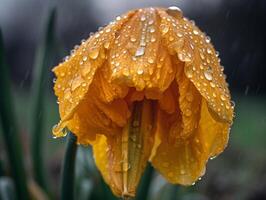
left=52, top=11, right=135, bottom=137
left=157, top=9, right=234, bottom=123
left=175, top=63, right=201, bottom=138
left=109, top=8, right=175, bottom=93
left=93, top=100, right=155, bottom=197
left=151, top=98, right=230, bottom=185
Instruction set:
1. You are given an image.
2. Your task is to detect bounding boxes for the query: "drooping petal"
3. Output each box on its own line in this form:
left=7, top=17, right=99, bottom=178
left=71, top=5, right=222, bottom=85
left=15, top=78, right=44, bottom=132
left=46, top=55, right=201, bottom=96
left=157, top=8, right=234, bottom=123
left=52, top=11, right=135, bottom=137
left=93, top=100, right=155, bottom=197
left=175, top=61, right=201, bottom=138
left=151, top=99, right=230, bottom=185
left=109, top=8, right=175, bottom=93
left=66, top=69, right=131, bottom=145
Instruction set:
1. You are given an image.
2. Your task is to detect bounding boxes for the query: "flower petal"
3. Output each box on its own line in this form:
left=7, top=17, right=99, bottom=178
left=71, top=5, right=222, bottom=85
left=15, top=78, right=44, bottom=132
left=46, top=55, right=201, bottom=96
left=93, top=100, right=155, bottom=197
left=52, top=12, right=134, bottom=137
left=157, top=9, right=234, bottom=123
left=151, top=99, right=230, bottom=185
left=109, top=8, right=175, bottom=93
left=175, top=62, right=201, bottom=138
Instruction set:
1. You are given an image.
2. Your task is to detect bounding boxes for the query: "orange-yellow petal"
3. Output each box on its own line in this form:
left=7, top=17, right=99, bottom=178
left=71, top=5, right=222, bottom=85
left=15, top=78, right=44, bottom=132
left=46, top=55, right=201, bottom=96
left=93, top=100, right=155, bottom=197
left=158, top=8, right=234, bottom=123
left=109, top=8, right=175, bottom=94
left=151, top=98, right=230, bottom=185
left=52, top=10, right=135, bottom=137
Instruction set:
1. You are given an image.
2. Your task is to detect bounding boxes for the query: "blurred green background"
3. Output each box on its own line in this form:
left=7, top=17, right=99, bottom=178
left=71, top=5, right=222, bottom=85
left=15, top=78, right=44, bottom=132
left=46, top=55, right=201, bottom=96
left=0, top=0, right=266, bottom=200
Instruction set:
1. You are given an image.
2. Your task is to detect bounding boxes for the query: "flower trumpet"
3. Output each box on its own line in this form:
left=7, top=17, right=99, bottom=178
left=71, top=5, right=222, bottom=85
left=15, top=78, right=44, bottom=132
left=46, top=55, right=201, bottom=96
left=52, top=6, right=234, bottom=198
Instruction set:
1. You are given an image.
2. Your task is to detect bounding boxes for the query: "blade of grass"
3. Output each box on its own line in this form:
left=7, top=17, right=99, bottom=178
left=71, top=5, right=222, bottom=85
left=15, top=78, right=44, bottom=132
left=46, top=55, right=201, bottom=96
left=30, top=8, right=56, bottom=195
left=0, top=29, right=30, bottom=199
left=60, top=132, right=77, bottom=200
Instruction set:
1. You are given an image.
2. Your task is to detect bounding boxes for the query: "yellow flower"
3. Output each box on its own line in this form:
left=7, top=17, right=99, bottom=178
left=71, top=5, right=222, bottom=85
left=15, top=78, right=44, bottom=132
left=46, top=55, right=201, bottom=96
left=52, top=6, right=234, bottom=198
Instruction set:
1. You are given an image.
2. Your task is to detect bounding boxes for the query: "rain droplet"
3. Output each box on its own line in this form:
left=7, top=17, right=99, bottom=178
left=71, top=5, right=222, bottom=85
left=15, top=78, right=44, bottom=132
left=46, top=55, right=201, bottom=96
left=148, top=58, right=154, bottom=64
left=71, top=76, right=84, bottom=91
left=88, top=49, right=99, bottom=59
left=140, top=15, right=146, bottom=21
left=204, top=68, right=213, bottom=81
left=193, top=29, right=199, bottom=35
left=185, top=68, right=193, bottom=78
left=135, top=47, right=145, bottom=57
left=64, top=88, right=71, bottom=100
left=130, top=37, right=137, bottom=42
left=166, top=6, right=183, bottom=19
left=160, top=24, right=169, bottom=35
left=137, top=68, right=144, bottom=75
left=82, top=56, right=88, bottom=62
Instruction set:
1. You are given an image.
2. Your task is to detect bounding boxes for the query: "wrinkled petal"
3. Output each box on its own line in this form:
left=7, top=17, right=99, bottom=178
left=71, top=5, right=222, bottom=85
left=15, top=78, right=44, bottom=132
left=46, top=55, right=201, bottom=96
left=175, top=62, right=201, bottom=138
left=151, top=99, right=230, bottom=185
left=52, top=11, right=135, bottom=137
left=93, top=100, right=155, bottom=197
left=158, top=9, right=234, bottom=123
left=109, top=8, right=175, bottom=93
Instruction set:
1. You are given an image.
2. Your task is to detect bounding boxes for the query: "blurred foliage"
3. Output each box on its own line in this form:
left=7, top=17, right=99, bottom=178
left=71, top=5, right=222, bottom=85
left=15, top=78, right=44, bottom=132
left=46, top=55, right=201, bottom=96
left=0, top=5, right=266, bottom=200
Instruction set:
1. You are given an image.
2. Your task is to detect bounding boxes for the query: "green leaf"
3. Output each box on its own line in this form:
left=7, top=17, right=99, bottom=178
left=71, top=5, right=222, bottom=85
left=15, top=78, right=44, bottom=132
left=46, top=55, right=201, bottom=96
left=30, top=8, right=56, bottom=195
left=60, top=132, right=78, bottom=200
left=0, top=29, right=30, bottom=200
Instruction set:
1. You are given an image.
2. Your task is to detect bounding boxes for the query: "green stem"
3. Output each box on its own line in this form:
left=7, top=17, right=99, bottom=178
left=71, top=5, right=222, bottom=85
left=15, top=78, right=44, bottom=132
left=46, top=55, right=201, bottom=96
left=0, top=29, right=30, bottom=200
left=60, top=132, right=77, bottom=200
left=30, top=8, right=56, bottom=195
left=135, top=164, right=154, bottom=200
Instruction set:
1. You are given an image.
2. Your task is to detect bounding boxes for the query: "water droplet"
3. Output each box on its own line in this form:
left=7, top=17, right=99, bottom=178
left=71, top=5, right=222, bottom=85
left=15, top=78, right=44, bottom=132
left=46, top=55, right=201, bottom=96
left=178, top=51, right=192, bottom=62
left=150, top=36, right=156, bottom=42
left=148, top=20, right=154, bottom=25
left=185, top=68, right=193, bottom=78
left=71, top=76, right=84, bottom=91
left=64, top=88, right=71, bottom=100
left=104, top=41, right=110, bottom=49
left=206, top=36, right=211, bottom=43
left=130, top=37, right=137, bottom=42
left=135, top=47, right=145, bottom=57
left=137, top=68, right=144, bottom=75
left=169, top=36, right=174, bottom=42
left=88, top=49, right=99, bottom=59
left=220, top=94, right=226, bottom=101
left=193, top=29, right=199, bottom=35
left=82, top=56, right=87, bottom=62
left=204, top=68, right=213, bottom=81
left=148, top=58, right=154, bottom=64
left=210, top=82, right=216, bottom=88
left=166, top=6, right=183, bottom=19
left=116, top=16, right=121, bottom=21
left=81, top=64, right=91, bottom=77
left=160, top=24, right=169, bottom=35
left=150, top=27, right=155, bottom=33
left=180, top=169, right=185, bottom=175
left=140, top=15, right=146, bottom=21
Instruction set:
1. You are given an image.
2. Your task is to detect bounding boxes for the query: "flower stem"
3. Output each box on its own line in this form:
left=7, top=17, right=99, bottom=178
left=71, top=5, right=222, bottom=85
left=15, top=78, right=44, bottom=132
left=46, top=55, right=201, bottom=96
left=0, top=29, right=30, bottom=200
left=60, top=132, right=77, bottom=200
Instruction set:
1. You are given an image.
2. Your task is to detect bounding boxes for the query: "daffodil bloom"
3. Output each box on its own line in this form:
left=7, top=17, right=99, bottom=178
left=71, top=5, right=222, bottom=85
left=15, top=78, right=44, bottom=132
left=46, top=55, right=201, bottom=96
left=52, top=6, right=234, bottom=198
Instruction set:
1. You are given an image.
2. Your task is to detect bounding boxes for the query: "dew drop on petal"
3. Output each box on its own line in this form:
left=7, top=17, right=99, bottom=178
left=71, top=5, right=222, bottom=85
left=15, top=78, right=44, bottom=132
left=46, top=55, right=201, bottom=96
left=166, top=6, right=183, bottom=19
left=204, top=69, right=213, bottom=81
left=135, top=47, right=145, bottom=57
left=88, top=49, right=99, bottom=59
